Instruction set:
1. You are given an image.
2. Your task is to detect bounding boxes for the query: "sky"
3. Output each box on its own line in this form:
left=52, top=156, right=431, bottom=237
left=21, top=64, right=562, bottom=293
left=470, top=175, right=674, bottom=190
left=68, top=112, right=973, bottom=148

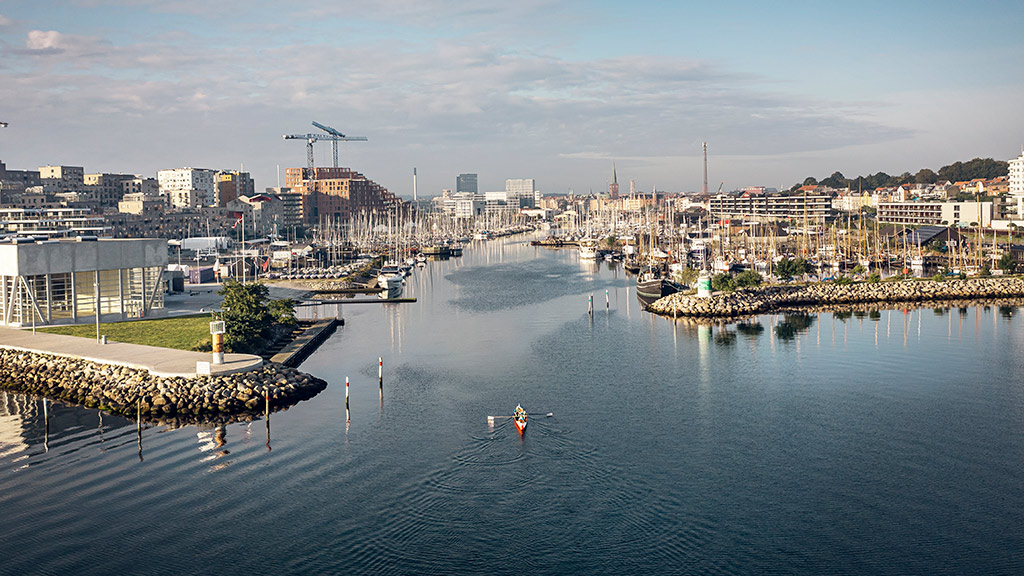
left=1, top=0, right=1023, bottom=198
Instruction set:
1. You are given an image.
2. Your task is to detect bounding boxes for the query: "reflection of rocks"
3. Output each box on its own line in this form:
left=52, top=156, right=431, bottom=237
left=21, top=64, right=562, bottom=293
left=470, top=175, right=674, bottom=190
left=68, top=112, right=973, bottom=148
left=649, top=277, right=1024, bottom=319
left=0, top=350, right=326, bottom=426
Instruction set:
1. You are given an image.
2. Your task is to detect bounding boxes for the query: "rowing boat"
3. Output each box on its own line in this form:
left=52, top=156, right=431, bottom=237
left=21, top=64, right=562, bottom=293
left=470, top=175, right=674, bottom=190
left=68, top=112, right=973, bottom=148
left=513, top=404, right=527, bottom=434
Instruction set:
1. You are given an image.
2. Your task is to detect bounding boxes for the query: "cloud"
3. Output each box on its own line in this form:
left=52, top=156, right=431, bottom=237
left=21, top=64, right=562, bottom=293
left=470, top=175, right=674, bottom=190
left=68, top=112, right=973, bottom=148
left=0, top=1, right=934, bottom=194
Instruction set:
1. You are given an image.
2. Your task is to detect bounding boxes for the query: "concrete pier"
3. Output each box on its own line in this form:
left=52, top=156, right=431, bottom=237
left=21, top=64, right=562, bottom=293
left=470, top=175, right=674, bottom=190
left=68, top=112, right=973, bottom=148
left=0, top=326, right=262, bottom=378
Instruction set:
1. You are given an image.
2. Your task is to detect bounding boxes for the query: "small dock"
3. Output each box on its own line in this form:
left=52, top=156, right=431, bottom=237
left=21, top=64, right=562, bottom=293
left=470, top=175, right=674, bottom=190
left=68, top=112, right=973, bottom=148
left=297, top=298, right=417, bottom=305
left=269, top=319, right=341, bottom=367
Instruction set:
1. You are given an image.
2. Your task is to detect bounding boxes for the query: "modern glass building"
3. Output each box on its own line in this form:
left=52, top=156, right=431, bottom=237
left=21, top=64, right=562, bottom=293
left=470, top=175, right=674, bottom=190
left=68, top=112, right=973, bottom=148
left=0, top=238, right=167, bottom=327
left=456, top=173, right=478, bottom=194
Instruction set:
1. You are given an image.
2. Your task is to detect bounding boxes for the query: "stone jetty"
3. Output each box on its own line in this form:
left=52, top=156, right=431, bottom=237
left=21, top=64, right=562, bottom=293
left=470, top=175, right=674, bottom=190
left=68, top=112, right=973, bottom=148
left=648, top=276, right=1024, bottom=319
left=0, top=349, right=326, bottom=425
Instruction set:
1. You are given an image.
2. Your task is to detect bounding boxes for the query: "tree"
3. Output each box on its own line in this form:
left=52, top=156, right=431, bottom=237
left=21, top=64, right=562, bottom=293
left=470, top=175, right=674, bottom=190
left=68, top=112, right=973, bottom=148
left=820, top=171, right=846, bottom=189
left=999, top=253, right=1018, bottom=273
left=802, top=176, right=819, bottom=187
left=774, top=257, right=810, bottom=281
left=217, top=281, right=295, bottom=353
left=268, top=298, right=298, bottom=327
left=915, top=168, right=938, bottom=184
left=711, top=273, right=736, bottom=292
left=734, top=270, right=763, bottom=288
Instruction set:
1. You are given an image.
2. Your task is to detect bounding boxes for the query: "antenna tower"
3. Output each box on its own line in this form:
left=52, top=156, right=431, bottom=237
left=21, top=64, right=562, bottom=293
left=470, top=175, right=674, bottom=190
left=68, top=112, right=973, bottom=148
left=702, top=142, right=708, bottom=195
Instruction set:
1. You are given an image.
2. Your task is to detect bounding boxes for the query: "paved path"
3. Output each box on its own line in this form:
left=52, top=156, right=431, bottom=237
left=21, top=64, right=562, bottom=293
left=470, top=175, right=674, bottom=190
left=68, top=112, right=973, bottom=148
left=0, top=327, right=263, bottom=378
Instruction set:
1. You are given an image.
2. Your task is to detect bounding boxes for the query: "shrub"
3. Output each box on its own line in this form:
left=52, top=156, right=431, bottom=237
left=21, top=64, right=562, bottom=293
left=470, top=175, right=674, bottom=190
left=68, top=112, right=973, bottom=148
left=711, top=273, right=736, bottom=292
left=867, top=273, right=881, bottom=283
left=832, top=275, right=853, bottom=285
left=734, top=270, right=763, bottom=288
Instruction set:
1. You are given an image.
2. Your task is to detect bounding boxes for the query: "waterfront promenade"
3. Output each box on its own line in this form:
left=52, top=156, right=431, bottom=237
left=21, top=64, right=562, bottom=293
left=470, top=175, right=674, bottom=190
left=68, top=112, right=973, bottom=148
left=0, top=326, right=262, bottom=378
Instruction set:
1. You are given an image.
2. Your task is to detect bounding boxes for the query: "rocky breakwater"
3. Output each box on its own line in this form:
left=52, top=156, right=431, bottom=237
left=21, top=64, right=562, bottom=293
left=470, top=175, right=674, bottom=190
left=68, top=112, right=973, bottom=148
left=648, top=276, right=1024, bottom=319
left=0, top=350, right=327, bottom=425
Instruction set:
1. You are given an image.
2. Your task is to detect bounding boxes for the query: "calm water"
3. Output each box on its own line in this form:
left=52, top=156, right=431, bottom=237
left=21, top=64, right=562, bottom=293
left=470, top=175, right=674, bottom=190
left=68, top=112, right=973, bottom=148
left=2, top=235, right=1024, bottom=575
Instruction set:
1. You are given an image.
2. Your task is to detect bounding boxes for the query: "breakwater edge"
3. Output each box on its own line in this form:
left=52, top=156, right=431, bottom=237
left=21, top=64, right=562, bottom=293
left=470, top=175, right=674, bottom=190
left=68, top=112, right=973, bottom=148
left=649, top=276, right=1024, bottom=319
left=0, top=349, right=327, bottom=425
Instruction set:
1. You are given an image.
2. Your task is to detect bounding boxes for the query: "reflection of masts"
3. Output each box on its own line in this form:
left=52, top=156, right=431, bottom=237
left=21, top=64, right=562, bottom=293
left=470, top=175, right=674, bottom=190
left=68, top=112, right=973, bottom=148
left=42, top=397, right=49, bottom=452
left=137, top=399, right=144, bottom=461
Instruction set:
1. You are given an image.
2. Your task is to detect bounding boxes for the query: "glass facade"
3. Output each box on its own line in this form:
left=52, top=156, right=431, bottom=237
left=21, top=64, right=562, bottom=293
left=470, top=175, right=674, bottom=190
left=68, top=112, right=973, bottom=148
left=0, top=265, right=164, bottom=327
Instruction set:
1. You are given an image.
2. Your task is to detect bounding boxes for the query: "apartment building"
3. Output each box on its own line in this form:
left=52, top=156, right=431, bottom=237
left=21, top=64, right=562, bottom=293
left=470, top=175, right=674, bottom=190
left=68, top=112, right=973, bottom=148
left=877, top=201, right=992, bottom=227
left=158, top=168, right=217, bottom=208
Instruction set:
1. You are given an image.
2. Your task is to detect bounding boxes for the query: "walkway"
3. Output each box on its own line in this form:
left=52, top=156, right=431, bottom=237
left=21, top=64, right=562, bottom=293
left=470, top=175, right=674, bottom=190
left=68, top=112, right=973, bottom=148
left=0, top=327, right=263, bottom=378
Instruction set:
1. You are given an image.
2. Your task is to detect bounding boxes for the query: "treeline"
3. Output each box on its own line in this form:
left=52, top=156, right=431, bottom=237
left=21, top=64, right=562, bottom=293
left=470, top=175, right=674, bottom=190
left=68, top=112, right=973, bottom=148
left=790, top=157, right=1008, bottom=193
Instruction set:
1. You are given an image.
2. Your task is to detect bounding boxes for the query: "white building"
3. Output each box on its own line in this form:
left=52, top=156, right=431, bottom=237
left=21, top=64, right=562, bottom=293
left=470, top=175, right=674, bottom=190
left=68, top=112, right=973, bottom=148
left=1009, top=151, right=1024, bottom=196
left=877, top=201, right=992, bottom=227
left=453, top=192, right=484, bottom=219
left=0, top=207, right=107, bottom=237
left=0, top=237, right=166, bottom=327
left=505, top=178, right=538, bottom=208
left=158, top=168, right=217, bottom=208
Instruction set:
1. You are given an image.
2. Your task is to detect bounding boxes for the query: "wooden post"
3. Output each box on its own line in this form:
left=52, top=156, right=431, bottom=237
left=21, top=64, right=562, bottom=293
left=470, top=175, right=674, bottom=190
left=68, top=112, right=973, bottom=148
left=606, top=289, right=610, bottom=309
left=265, top=392, right=270, bottom=417
left=588, top=294, right=593, bottom=315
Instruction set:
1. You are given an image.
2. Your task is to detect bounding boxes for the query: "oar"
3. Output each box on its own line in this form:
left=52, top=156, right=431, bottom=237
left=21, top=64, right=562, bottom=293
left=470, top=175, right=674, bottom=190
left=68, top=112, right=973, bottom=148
left=487, top=413, right=553, bottom=424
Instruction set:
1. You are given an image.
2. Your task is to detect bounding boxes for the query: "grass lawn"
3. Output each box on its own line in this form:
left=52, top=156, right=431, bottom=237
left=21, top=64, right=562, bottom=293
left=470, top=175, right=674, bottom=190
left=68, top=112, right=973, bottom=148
left=39, top=314, right=213, bottom=351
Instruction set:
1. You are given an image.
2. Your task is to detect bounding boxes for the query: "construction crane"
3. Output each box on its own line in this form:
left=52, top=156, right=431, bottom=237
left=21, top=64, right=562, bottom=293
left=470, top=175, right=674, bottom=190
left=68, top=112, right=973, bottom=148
left=716, top=181, right=724, bottom=194
left=282, top=123, right=367, bottom=178
left=312, top=121, right=367, bottom=168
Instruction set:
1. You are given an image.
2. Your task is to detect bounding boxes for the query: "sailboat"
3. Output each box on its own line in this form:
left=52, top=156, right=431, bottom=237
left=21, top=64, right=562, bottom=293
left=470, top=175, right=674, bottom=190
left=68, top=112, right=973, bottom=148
left=635, top=219, right=680, bottom=307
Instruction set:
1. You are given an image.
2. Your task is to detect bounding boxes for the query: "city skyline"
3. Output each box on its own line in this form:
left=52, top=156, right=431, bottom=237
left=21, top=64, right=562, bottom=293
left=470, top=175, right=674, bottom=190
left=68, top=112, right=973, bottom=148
left=1, top=1, right=1022, bottom=197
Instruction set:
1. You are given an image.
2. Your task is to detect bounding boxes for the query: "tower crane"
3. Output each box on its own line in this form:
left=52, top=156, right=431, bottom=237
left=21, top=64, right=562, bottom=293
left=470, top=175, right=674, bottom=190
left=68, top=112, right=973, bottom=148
left=282, top=123, right=367, bottom=178
left=312, top=121, right=367, bottom=168
left=716, top=181, right=724, bottom=194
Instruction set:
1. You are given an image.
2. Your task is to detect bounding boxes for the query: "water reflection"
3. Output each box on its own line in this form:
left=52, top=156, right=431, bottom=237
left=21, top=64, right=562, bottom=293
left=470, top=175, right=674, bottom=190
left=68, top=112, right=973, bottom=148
left=713, top=329, right=736, bottom=346
left=736, top=321, right=765, bottom=337
left=196, top=424, right=230, bottom=469
left=774, top=313, right=817, bottom=341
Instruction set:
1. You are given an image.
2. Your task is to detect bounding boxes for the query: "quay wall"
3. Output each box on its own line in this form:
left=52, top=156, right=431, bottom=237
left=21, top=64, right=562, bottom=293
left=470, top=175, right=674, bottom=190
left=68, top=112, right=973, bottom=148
left=0, top=350, right=327, bottom=424
left=648, top=276, right=1024, bottom=319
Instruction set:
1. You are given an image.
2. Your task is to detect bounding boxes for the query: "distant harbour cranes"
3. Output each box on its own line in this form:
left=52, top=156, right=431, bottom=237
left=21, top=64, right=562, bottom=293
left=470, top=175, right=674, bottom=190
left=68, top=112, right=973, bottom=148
left=283, top=121, right=367, bottom=178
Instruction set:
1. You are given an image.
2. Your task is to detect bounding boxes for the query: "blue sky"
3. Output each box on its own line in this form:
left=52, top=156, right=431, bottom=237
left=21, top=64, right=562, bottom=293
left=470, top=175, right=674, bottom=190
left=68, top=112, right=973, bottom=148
left=1, top=0, right=1022, bottom=197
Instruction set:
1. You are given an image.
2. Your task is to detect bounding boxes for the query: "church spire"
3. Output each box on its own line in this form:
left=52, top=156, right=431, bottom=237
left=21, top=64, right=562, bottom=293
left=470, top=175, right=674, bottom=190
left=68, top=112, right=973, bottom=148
left=609, top=162, right=619, bottom=199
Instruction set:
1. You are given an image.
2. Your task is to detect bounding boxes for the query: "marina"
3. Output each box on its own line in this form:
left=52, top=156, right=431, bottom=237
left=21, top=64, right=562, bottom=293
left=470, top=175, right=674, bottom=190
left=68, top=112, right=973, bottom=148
left=1, top=233, right=1024, bottom=574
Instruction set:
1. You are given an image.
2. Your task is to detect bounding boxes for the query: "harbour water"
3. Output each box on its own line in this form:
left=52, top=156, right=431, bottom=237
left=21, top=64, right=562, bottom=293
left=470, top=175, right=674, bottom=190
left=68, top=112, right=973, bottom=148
left=2, top=235, right=1023, bottom=575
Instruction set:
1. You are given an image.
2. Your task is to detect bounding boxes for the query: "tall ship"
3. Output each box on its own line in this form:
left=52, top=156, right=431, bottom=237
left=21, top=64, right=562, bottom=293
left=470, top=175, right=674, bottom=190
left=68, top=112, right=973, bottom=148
left=636, top=266, right=681, bottom=307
